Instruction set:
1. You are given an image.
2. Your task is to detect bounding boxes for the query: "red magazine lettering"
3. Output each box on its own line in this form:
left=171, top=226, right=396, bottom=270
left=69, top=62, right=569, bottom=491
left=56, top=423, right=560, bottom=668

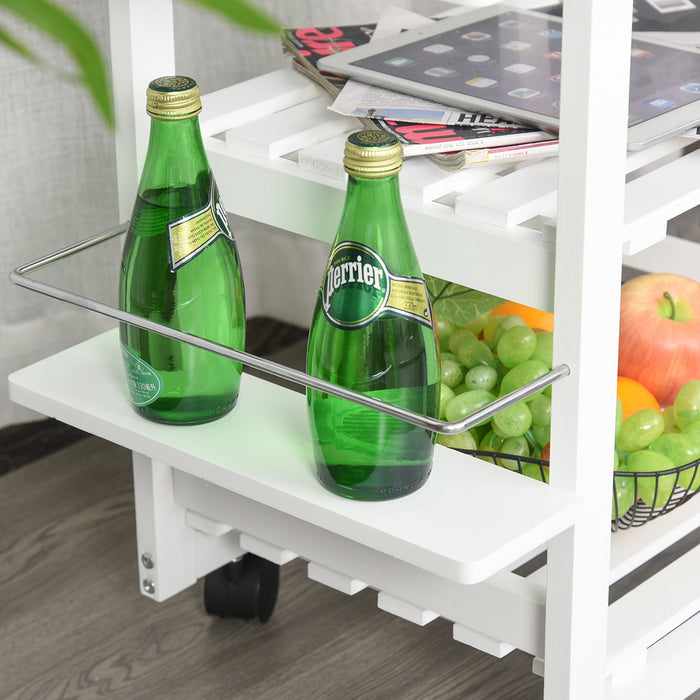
left=295, top=27, right=358, bottom=57
left=386, top=121, right=462, bottom=145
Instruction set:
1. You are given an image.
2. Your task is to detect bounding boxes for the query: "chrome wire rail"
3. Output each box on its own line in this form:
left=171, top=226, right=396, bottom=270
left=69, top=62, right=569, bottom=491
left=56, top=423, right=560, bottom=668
left=10, top=223, right=569, bottom=435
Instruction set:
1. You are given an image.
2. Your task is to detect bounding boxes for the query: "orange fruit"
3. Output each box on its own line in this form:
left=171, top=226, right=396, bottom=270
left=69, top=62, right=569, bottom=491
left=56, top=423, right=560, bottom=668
left=490, top=300, right=554, bottom=332
left=616, top=376, right=661, bottom=422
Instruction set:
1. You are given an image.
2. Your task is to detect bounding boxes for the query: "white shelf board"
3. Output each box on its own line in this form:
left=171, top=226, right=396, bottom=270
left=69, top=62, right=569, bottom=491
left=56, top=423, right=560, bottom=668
left=8, top=329, right=579, bottom=586
left=609, top=498, right=700, bottom=584
left=204, top=140, right=557, bottom=312
left=605, top=611, right=700, bottom=700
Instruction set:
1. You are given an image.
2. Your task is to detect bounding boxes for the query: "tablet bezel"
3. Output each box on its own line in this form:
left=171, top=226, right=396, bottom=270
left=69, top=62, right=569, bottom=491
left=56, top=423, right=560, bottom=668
left=317, top=5, right=700, bottom=151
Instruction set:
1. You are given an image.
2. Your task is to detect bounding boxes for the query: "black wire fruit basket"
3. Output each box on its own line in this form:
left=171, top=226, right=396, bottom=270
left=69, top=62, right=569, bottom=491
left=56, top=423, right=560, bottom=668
left=458, top=449, right=700, bottom=531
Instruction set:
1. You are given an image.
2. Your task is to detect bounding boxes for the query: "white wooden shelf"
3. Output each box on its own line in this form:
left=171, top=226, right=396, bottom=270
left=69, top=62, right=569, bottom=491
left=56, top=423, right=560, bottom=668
left=7, top=329, right=579, bottom=586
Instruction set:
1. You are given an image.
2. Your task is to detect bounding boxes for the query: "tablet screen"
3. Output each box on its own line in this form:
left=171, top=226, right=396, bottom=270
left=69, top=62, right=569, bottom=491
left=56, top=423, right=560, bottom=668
left=330, top=8, right=700, bottom=144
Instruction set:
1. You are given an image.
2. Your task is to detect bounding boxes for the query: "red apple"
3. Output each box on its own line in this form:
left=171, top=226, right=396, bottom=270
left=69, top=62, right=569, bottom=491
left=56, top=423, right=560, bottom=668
left=618, top=273, right=700, bottom=407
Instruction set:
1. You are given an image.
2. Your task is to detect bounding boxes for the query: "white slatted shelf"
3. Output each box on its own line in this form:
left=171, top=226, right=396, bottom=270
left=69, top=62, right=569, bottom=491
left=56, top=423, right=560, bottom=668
left=202, top=67, right=700, bottom=313
left=7, top=329, right=579, bottom=587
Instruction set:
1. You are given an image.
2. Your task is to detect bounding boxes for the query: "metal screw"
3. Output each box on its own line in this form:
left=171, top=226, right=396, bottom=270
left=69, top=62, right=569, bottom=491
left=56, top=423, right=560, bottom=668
left=142, top=579, right=155, bottom=595
left=141, top=553, right=154, bottom=569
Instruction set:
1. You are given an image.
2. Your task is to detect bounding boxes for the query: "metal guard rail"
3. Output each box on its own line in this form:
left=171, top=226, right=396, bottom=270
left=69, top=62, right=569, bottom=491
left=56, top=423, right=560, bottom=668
left=10, top=222, right=570, bottom=435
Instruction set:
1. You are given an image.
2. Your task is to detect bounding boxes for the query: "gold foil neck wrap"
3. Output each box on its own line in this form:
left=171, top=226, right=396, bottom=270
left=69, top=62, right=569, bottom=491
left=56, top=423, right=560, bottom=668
left=146, top=76, right=202, bottom=120
left=344, top=130, right=403, bottom=178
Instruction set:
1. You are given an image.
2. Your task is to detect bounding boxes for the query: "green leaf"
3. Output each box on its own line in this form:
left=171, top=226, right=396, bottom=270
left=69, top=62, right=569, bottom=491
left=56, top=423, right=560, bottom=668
left=1, top=0, right=114, bottom=128
left=426, top=273, right=503, bottom=327
left=0, top=22, right=40, bottom=63
left=184, top=0, right=280, bottom=34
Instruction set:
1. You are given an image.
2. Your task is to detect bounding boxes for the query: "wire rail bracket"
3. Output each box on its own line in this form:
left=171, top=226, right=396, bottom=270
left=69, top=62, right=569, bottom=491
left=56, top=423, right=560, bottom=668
left=9, top=223, right=570, bottom=435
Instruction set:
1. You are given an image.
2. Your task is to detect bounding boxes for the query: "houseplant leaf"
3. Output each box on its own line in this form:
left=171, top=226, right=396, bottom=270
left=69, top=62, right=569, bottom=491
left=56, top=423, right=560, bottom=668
left=0, top=0, right=114, bottom=127
left=185, top=0, right=280, bottom=33
left=0, top=0, right=280, bottom=129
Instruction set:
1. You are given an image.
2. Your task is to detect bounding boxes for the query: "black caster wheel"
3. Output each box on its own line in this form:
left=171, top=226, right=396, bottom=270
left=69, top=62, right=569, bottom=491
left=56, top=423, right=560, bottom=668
left=204, top=553, right=279, bottom=623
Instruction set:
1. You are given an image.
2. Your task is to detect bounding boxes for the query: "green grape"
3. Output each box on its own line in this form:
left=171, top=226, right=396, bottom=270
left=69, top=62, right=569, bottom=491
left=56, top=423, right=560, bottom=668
left=491, top=314, right=527, bottom=347
left=531, top=331, right=553, bottom=370
left=437, top=429, right=477, bottom=450
left=463, top=310, right=491, bottom=335
left=531, top=423, right=551, bottom=449
left=444, top=389, right=496, bottom=425
left=492, top=401, right=532, bottom=438
left=496, top=325, right=536, bottom=368
left=650, top=432, right=700, bottom=467
left=493, top=358, right=509, bottom=382
left=439, top=382, right=455, bottom=420
left=483, top=314, right=504, bottom=346
left=449, top=327, right=476, bottom=355
left=650, top=432, right=700, bottom=490
left=440, top=359, right=464, bottom=388
left=435, top=313, right=455, bottom=352
left=615, top=409, right=665, bottom=453
left=612, top=475, right=636, bottom=519
left=624, top=450, right=677, bottom=508
left=521, top=462, right=549, bottom=483
left=499, top=359, right=549, bottom=397
left=673, top=379, right=700, bottom=430
left=497, top=435, right=530, bottom=471
left=527, top=393, right=551, bottom=426
left=682, top=419, right=700, bottom=441
left=457, top=334, right=496, bottom=369
left=479, top=429, right=505, bottom=454
left=464, top=365, right=498, bottom=392
left=663, top=406, right=676, bottom=433
left=440, top=352, right=459, bottom=365
left=615, top=397, right=623, bottom=437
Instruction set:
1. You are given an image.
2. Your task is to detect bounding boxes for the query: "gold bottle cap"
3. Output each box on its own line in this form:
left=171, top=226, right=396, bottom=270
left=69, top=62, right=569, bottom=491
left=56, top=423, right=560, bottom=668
left=344, top=130, right=403, bottom=178
left=146, top=76, right=202, bottom=120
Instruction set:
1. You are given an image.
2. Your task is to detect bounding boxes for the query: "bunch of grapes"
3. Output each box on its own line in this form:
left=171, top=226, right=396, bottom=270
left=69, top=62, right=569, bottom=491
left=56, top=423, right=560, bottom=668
left=436, top=311, right=553, bottom=483
left=613, top=380, right=700, bottom=518
left=436, top=310, right=700, bottom=521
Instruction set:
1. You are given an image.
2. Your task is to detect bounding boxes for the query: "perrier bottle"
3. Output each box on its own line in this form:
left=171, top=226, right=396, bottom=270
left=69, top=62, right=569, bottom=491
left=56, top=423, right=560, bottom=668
left=306, top=130, right=439, bottom=500
left=119, top=76, right=246, bottom=424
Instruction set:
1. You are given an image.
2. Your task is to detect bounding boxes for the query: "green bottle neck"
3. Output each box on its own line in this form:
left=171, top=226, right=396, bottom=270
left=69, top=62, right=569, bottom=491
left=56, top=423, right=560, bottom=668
left=343, top=172, right=405, bottom=226
left=340, top=170, right=418, bottom=275
left=139, top=115, right=210, bottom=200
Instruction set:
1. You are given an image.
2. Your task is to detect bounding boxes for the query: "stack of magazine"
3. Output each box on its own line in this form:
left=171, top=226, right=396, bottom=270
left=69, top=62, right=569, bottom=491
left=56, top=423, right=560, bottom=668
left=281, top=20, right=559, bottom=171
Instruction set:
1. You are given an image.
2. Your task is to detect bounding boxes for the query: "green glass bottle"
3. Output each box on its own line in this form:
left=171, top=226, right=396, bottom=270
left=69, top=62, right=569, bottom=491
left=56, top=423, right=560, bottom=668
left=119, top=76, right=245, bottom=425
left=306, top=130, right=439, bottom=500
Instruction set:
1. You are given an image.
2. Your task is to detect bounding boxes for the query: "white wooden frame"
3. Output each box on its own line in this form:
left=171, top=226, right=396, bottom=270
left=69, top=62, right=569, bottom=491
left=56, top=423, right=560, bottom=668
left=8, top=1, right=700, bottom=699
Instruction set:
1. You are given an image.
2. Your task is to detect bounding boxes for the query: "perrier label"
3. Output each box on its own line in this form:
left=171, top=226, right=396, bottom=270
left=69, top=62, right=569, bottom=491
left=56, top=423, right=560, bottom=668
left=321, top=241, right=433, bottom=329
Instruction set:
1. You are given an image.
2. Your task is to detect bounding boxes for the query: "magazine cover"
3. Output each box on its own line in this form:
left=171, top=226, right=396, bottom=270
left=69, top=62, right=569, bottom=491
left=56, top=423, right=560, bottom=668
left=281, top=22, right=556, bottom=167
left=281, top=24, right=376, bottom=95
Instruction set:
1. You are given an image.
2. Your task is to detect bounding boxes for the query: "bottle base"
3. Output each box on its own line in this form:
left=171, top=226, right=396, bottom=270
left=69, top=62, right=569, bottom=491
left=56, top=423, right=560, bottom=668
left=316, top=462, right=432, bottom=501
left=132, top=395, right=237, bottom=426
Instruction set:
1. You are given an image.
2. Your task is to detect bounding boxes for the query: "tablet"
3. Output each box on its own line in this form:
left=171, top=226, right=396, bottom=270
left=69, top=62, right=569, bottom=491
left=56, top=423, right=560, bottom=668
left=318, top=5, right=700, bottom=150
